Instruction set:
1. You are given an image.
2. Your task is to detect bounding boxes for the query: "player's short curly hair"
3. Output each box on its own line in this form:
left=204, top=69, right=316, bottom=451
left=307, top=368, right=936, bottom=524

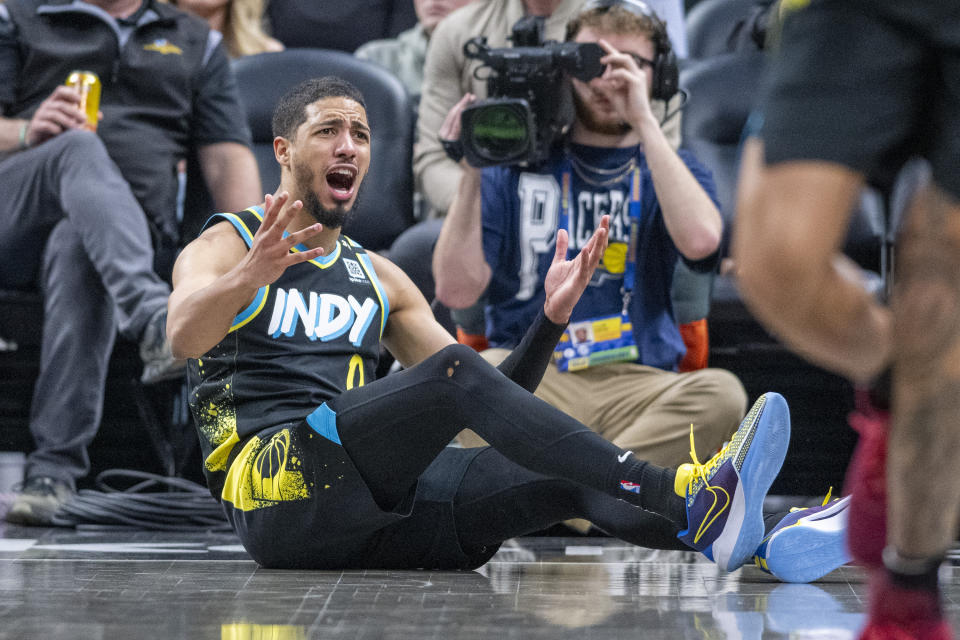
left=271, top=76, right=367, bottom=140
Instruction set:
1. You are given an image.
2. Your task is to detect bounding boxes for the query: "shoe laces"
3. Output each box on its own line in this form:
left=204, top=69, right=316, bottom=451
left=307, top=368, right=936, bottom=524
left=753, top=488, right=839, bottom=571
left=787, top=487, right=835, bottom=513
left=684, top=424, right=729, bottom=494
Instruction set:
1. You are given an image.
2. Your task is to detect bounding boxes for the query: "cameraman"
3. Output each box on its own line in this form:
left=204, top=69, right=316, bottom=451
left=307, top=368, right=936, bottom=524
left=434, top=0, right=747, bottom=469
left=415, top=0, right=684, bottom=221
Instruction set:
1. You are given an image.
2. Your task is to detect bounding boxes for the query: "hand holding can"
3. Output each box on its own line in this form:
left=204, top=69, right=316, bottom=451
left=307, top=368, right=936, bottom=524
left=65, top=70, right=101, bottom=131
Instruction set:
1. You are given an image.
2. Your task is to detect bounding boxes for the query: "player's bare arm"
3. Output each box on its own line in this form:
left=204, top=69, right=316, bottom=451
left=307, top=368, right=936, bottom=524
left=167, top=192, right=325, bottom=359
left=370, top=250, right=458, bottom=369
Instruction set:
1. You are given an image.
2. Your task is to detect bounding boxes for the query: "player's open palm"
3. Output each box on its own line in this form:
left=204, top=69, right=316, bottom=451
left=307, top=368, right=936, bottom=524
left=543, top=215, right=610, bottom=323
left=238, top=192, right=325, bottom=288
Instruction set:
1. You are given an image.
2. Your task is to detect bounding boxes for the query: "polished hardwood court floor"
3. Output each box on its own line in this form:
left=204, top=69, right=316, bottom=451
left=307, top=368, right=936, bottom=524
left=2, top=493, right=959, bottom=640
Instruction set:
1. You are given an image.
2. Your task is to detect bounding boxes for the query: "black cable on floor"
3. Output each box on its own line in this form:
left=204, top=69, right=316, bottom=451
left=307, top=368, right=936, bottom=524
left=51, top=469, right=231, bottom=532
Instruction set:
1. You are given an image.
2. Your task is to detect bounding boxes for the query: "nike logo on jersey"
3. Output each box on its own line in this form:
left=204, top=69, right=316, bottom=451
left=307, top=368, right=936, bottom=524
left=267, top=287, right=378, bottom=346
left=617, top=451, right=632, bottom=463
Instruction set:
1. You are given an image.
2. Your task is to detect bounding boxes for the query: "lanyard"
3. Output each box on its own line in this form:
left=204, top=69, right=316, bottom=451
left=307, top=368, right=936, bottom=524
left=560, top=167, right=643, bottom=314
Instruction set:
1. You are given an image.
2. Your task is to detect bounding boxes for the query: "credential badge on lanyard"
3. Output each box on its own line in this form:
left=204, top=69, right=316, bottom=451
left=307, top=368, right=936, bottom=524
left=554, top=168, right=641, bottom=372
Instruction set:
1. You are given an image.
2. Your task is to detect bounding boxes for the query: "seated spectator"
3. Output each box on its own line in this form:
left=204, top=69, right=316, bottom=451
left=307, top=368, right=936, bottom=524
left=166, top=0, right=284, bottom=57
left=433, top=0, right=747, bottom=477
left=356, top=0, right=474, bottom=224
left=0, top=0, right=262, bottom=525
left=399, top=0, right=596, bottom=346
left=267, top=0, right=416, bottom=53
left=355, top=0, right=475, bottom=109
left=410, top=0, right=689, bottom=352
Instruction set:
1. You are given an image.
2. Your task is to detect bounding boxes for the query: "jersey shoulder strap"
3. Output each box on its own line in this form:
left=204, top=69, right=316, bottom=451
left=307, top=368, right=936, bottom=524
left=201, top=206, right=266, bottom=249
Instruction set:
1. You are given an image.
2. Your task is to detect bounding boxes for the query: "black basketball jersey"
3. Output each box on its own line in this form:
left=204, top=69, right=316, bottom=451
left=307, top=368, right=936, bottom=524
left=188, top=207, right=388, bottom=494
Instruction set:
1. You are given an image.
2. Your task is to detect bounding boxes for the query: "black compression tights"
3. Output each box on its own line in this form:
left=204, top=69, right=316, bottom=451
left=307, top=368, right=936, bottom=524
left=450, top=448, right=786, bottom=551
left=330, top=344, right=672, bottom=517
left=452, top=447, right=689, bottom=551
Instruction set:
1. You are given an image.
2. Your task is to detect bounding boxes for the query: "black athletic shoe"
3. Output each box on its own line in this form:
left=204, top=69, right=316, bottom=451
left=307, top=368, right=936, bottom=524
left=5, top=476, right=73, bottom=526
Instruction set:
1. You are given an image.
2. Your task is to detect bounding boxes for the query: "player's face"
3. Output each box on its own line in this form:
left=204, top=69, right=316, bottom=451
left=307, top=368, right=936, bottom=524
left=288, top=96, right=371, bottom=228
left=570, top=27, right=656, bottom=135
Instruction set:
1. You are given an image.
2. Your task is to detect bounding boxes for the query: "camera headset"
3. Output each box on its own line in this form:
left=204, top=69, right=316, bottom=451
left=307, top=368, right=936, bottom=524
left=567, top=0, right=680, bottom=102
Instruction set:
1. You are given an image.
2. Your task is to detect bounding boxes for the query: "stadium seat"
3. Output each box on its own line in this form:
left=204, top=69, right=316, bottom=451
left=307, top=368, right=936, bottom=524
left=267, top=0, right=417, bottom=53
left=686, top=0, right=774, bottom=60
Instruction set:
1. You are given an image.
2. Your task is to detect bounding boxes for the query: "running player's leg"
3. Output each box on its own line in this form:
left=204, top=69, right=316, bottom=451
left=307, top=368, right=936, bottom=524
left=890, top=185, right=960, bottom=558
left=885, top=180, right=960, bottom=565
left=887, top=11, right=960, bottom=562
left=736, top=0, right=960, bottom=630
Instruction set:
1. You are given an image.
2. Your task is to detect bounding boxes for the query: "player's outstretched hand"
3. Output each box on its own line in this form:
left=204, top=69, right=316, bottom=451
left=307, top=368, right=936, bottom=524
left=238, top=191, right=325, bottom=288
left=542, top=215, right=610, bottom=324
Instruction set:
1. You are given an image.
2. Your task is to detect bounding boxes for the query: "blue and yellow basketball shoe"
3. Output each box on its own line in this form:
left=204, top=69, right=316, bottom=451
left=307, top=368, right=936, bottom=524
left=675, top=392, right=791, bottom=572
left=754, top=492, right=852, bottom=583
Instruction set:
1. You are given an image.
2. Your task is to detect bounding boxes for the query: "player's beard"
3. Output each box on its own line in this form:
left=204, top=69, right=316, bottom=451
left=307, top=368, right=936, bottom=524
left=293, top=159, right=362, bottom=229
left=573, top=90, right=631, bottom=136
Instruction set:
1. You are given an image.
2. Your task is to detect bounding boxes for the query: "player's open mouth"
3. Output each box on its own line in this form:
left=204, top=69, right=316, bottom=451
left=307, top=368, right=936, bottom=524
left=326, top=165, right=358, bottom=201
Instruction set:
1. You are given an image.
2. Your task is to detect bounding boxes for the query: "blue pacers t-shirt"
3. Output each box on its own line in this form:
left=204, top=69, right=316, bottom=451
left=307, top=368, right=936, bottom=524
left=481, top=142, right=720, bottom=371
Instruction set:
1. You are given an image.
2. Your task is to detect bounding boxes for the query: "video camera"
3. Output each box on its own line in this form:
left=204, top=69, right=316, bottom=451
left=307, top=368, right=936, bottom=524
left=455, top=16, right=605, bottom=168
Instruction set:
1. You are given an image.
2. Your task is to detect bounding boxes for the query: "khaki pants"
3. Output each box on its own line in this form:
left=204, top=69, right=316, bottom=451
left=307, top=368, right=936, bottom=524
left=458, top=349, right=748, bottom=469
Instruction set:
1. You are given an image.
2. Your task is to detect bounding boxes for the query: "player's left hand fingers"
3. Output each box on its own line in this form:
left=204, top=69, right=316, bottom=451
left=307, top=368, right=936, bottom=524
left=285, top=222, right=323, bottom=248
left=553, top=228, right=570, bottom=267
left=579, top=216, right=610, bottom=271
left=273, top=198, right=303, bottom=236
left=288, top=246, right=325, bottom=265
left=584, top=227, right=608, bottom=273
left=260, top=192, right=287, bottom=232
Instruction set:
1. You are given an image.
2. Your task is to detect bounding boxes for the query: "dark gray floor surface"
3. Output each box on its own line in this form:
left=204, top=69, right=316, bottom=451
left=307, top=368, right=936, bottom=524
left=3, top=491, right=958, bottom=640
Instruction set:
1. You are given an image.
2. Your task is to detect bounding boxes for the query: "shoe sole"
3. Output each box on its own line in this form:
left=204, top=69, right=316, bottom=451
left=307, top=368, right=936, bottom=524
left=5, top=501, right=58, bottom=526
left=711, top=392, right=791, bottom=572
left=764, top=497, right=852, bottom=583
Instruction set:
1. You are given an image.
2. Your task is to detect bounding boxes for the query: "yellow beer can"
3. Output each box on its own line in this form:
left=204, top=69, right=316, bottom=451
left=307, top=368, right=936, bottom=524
left=65, top=70, right=101, bottom=131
